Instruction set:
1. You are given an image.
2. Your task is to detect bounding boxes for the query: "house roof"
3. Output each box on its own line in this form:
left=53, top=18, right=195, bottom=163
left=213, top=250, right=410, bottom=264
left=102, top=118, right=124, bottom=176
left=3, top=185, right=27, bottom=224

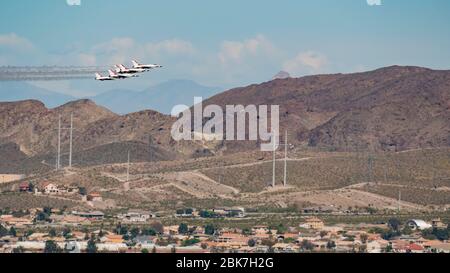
left=408, top=219, right=432, bottom=229
left=305, top=217, right=324, bottom=223
left=407, top=243, right=424, bottom=251
left=88, top=192, right=101, bottom=197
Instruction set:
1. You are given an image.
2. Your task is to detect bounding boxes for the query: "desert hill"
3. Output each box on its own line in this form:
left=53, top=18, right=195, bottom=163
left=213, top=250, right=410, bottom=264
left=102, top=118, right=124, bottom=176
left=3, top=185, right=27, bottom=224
left=203, top=66, right=450, bottom=151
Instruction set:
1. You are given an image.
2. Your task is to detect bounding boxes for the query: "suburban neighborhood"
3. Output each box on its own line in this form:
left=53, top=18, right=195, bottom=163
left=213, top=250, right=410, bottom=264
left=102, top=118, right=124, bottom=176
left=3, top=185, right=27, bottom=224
left=1, top=205, right=449, bottom=253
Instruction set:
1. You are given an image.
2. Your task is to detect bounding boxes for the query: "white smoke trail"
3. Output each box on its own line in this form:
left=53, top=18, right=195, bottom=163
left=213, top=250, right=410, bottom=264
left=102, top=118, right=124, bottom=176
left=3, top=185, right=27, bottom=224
left=0, top=66, right=109, bottom=81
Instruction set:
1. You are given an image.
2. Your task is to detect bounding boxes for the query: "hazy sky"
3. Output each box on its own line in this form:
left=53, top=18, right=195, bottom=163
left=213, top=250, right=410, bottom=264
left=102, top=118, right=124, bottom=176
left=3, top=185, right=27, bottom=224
left=1, top=0, right=450, bottom=96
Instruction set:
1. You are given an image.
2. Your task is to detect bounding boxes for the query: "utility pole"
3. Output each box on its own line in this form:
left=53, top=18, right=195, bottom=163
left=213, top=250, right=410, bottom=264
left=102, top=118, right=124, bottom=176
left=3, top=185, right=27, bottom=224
left=272, top=138, right=276, bottom=188
left=283, top=130, right=288, bottom=187
left=367, top=154, right=374, bottom=183
left=57, top=115, right=61, bottom=170
left=122, top=150, right=131, bottom=192
left=69, top=113, right=73, bottom=168
left=127, top=150, right=130, bottom=182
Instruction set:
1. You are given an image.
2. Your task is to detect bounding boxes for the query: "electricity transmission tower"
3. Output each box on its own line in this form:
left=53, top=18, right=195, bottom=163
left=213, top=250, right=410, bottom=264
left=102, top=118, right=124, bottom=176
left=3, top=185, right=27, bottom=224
left=55, top=113, right=74, bottom=170
left=367, top=154, right=374, bottom=183
left=271, top=130, right=292, bottom=188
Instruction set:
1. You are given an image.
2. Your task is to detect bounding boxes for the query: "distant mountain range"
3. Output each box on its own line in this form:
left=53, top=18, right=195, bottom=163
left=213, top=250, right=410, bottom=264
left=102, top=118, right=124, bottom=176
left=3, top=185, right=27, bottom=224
left=0, top=81, right=75, bottom=108
left=90, top=79, right=220, bottom=114
left=0, top=79, right=220, bottom=114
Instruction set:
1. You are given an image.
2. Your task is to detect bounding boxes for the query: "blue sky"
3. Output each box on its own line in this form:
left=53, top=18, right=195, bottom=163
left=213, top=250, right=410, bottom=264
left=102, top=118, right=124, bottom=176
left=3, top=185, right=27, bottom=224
left=1, top=0, right=450, bottom=97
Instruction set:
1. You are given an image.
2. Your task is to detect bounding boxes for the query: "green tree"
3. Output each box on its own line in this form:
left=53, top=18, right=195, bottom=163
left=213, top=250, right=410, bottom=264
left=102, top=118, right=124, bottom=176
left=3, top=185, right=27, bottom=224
left=35, top=211, right=50, bottom=222
left=382, top=230, right=401, bottom=240
left=43, top=207, right=52, bottom=215
left=25, top=230, right=34, bottom=238
left=141, top=227, right=156, bottom=236
left=141, top=248, right=149, bottom=254
left=242, top=228, right=252, bottom=236
left=62, top=227, right=72, bottom=239
left=276, top=224, right=287, bottom=235
left=326, top=240, right=336, bottom=250
left=178, top=223, right=189, bottom=235
left=384, top=244, right=393, bottom=253
left=248, top=238, right=256, bottom=247
left=422, top=228, right=449, bottom=241
left=130, top=227, right=140, bottom=238
left=115, top=224, right=128, bottom=235
left=44, top=240, right=62, bottom=253
left=48, top=228, right=57, bottom=237
left=149, top=221, right=164, bottom=234
left=86, top=234, right=98, bottom=253
left=181, top=238, right=200, bottom=247
left=204, top=224, right=215, bottom=235
left=9, top=227, right=17, bottom=237
left=0, top=224, right=8, bottom=237
left=98, top=229, right=105, bottom=238
left=176, top=209, right=184, bottom=215
left=78, top=187, right=87, bottom=196
left=28, top=182, right=35, bottom=192
left=300, top=240, right=315, bottom=252
left=388, top=218, right=402, bottom=232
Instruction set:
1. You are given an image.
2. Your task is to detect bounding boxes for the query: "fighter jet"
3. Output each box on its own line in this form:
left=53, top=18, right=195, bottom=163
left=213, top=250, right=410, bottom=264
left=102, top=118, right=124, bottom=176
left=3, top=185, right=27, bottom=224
left=108, top=69, right=137, bottom=79
left=95, top=72, right=115, bottom=81
left=132, top=59, right=163, bottom=70
left=115, top=64, right=146, bottom=74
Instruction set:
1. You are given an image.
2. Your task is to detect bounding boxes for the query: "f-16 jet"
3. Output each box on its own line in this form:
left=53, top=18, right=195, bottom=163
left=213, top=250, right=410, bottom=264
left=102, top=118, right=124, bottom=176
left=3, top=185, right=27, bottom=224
left=108, top=69, right=138, bottom=79
left=95, top=72, right=115, bottom=81
left=132, top=59, right=163, bottom=70
left=115, top=64, right=146, bottom=74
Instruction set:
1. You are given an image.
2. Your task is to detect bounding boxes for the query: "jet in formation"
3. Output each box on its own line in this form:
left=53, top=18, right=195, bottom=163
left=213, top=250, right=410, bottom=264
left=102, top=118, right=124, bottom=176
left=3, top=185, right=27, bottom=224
left=95, top=59, right=162, bottom=81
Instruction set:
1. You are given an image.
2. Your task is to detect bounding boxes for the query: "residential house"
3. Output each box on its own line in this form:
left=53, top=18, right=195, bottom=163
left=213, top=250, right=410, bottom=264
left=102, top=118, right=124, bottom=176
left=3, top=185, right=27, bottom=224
left=431, top=218, right=447, bottom=229
left=299, top=217, right=325, bottom=230
left=41, top=182, right=60, bottom=195
left=118, top=210, right=156, bottom=223
left=19, top=183, right=30, bottom=192
left=72, top=211, right=104, bottom=220
left=87, top=192, right=103, bottom=202
left=102, top=234, right=125, bottom=244
left=406, top=219, right=432, bottom=231
left=214, top=232, right=249, bottom=249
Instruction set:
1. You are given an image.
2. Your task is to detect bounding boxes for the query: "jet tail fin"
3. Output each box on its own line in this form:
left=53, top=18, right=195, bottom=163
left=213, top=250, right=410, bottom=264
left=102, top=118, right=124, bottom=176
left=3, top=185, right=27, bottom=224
left=132, top=60, right=140, bottom=68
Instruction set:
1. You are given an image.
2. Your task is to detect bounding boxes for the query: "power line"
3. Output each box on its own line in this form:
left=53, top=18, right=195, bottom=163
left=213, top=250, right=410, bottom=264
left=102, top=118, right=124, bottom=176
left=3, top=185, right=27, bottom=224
left=69, top=113, right=73, bottom=168
left=55, top=113, right=75, bottom=170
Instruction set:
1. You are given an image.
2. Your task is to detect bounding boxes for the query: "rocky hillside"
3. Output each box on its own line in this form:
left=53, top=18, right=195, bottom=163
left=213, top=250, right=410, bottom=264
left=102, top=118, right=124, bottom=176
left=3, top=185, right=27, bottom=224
left=0, top=99, right=209, bottom=173
left=203, top=66, right=450, bottom=151
left=0, top=99, right=116, bottom=156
